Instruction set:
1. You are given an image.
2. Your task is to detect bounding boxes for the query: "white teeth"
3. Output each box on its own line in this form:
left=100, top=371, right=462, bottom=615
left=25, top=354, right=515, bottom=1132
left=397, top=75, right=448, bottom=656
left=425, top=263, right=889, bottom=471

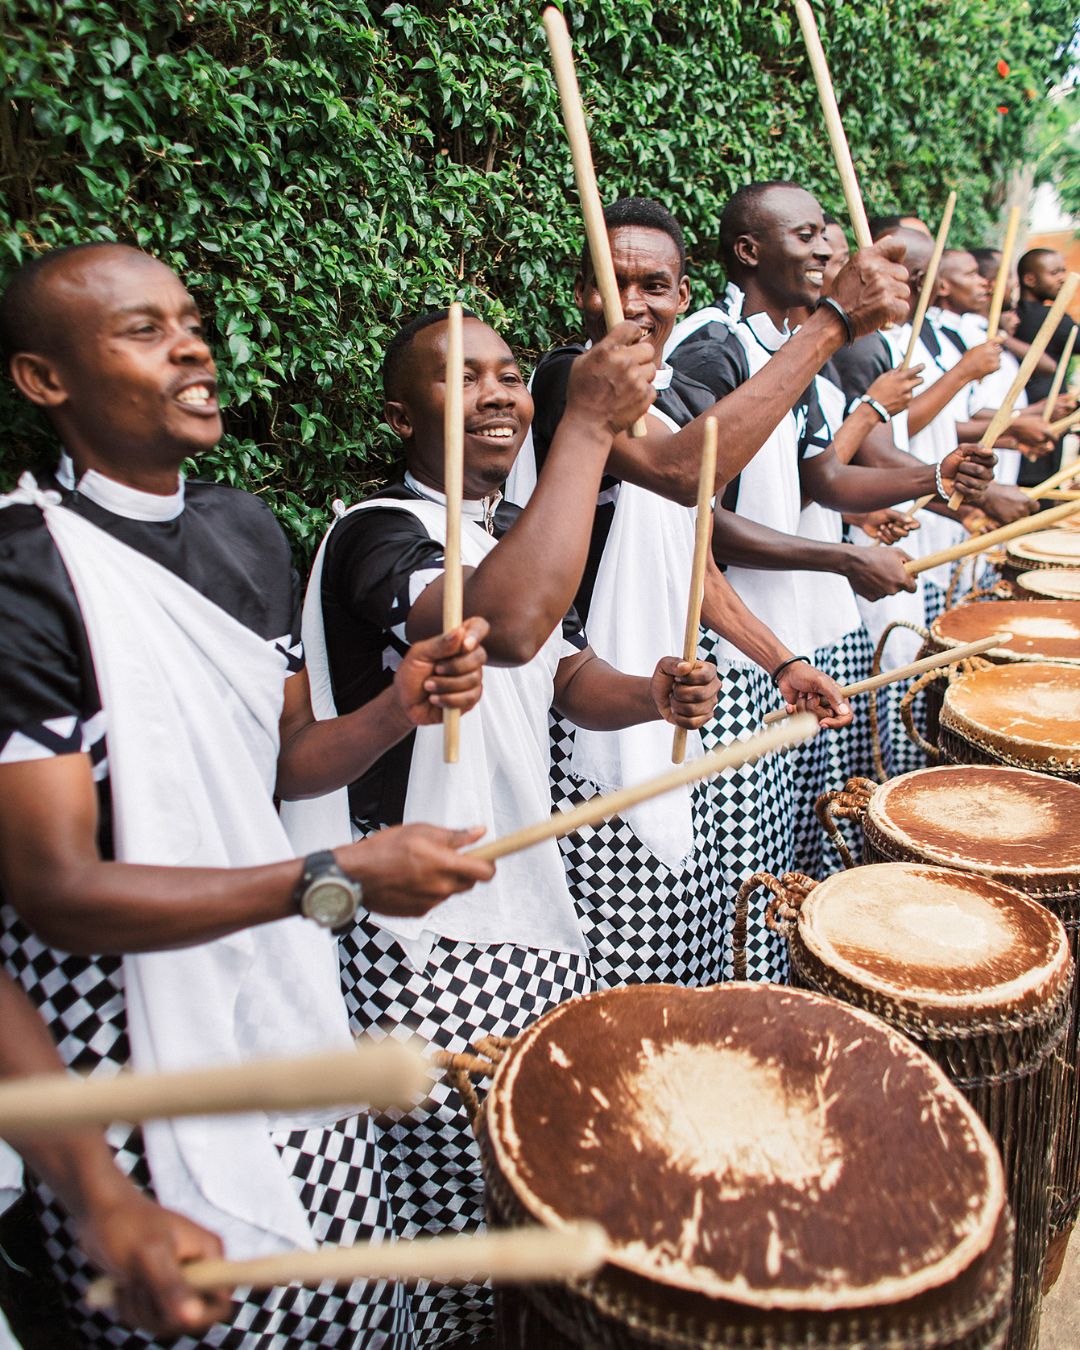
left=177, top=385, right=211, bottom=406
left=472, top=427, right=513, bottom=439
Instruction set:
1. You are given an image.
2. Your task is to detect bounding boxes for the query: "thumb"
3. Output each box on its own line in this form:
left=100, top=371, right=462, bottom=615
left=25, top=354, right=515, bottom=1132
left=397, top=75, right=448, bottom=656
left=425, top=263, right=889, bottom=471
left=873, top=236, right=907, bottom=263
left=443, top=826, right=487, bottom=849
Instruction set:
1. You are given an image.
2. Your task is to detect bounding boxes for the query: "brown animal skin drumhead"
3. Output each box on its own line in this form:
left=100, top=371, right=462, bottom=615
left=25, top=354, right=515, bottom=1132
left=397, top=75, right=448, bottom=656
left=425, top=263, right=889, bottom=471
left=941, top=662, right=1080, bottom=767
left=867, top=765, right=1080, bottom=877
left=1006, top=528, right=1080, bottom=566
left=931, top=599, right=1080, bottom=663
left=1016, top=569, right=1080, bottom=600
left=487, top=984, right=1004, bottom=1312
left=797, top=864, right=1070, bottom=1015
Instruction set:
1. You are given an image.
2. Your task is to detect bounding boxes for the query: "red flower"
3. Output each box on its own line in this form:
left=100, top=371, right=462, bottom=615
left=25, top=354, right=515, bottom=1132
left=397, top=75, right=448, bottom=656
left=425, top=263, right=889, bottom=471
left=997, top=104, right=1009, bottom=114
left=997, top=59, right=1010, bottom=76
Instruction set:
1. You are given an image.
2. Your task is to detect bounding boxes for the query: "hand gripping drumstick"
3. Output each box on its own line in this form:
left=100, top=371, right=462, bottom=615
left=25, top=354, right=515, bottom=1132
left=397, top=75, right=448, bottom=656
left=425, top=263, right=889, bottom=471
left=0, top=1040, right=431, bottom=1135
left=900, top=191, right=957, bottom=373
left=903, top=495, right=1080, bottom=577
left=543, top=7, right=647, bottom=437
left=443, top=302, right=465, bottom=763
left=468, top=715, right=818, bottom=862
left=1023, top=454, right=1080, bottom=501
left=1044, top=326, right=1077, bottom=424
left=761, top=633, right=1007, bottom=725
left=87, top=1221, right=609, bottom=1311
left=942, top=272, right=1080, bottom=510
left=985, top=205, right=1021, bottom=343
left=672, top=416, right=717, bottom=764
left=1047, top=405, right=1080, bottom=441
left=793, top=0, right=872, bottom=250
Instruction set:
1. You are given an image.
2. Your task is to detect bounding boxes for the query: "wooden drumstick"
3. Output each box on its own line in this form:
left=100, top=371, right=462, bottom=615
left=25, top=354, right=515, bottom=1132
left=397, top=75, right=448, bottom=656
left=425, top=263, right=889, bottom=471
left=1043, top=325, right=1076, bottom=423
left=543, top=7, right=646, bottom=437
left=0, top=1041, right=431, bottom=1135
left=985, top=205, right=1021, bottom=341
left=87, top=1221, right=609, bottom=1310
left=443, top=302, right=464, bottom=763
left=900, top=191, right=957, bottom=372
left=1023, top=455, right=1080, bottom=500
left=761, top=633, right=1006, bottom=725
left=468, top=715, right=818, bottom=862
left=904, top=495, right=1080, bottom=576
left=793, top=0, right=871, bottom=249
left=672, top=416, right=717, bottom=764
left=1047, top=405, right=1080, bottom=440
left=945, top=271, right=1080, bottom=509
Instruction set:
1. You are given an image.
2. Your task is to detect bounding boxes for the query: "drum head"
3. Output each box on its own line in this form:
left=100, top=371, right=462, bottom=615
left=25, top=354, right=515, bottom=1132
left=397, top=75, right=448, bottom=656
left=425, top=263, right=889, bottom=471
left=931, top=599, right=1080, bottom=664
left=797, top=863, right=1069, bottom=1016
left=1016, top=568, right=1080, bottom=600
left=488, top=984, right=1004, bottom=1312
left=868, top=764, right=1080, bottom=878
left=941, top=661, right=1080, bottom=768
left=1006, top=528, right=1080, bottom=567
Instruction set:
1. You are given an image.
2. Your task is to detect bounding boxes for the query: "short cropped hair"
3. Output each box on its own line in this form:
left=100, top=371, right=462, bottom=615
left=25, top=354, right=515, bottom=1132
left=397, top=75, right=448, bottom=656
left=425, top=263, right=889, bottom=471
left=719, top=181, right=802, bottom=271
left=581, top=197, right=687, bottom=278
left=382, top=307, right=478, bottom=400
left=0, top=241, right=119, bottom=361
left=1017, top=247, right=1056, bottom=283
left=868, top=214, right=904, bottom=240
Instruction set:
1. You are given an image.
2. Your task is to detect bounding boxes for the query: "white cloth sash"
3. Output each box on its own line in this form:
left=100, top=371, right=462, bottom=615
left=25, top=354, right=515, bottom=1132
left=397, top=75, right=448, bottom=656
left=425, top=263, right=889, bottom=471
left=284, top=496, right=586, bottom=969
left=569, top=403, right=703, bottom=868
left=1, top=476, right=353, bottom=1258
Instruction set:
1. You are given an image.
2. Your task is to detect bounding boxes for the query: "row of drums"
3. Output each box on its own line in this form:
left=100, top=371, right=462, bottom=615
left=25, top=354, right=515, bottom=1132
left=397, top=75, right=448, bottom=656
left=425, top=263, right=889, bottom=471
left=467, top=529, right=1080, bottom=1350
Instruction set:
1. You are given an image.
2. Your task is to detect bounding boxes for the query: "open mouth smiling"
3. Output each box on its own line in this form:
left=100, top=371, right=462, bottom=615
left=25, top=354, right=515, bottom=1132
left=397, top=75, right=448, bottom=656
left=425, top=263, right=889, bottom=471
left=174, top=379, right=218, bottom=412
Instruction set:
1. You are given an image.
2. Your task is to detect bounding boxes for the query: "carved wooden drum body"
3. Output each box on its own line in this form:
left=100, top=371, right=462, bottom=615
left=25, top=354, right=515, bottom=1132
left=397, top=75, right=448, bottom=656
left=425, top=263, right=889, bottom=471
left=1004, top=529, right=1080, bottom=587
left=827, top=765, right=1080, bottom=1249
left=483, top=983, right=1013, bottom=1349
left=1014, top=569, right=1080, bottom=601
left=786, top=864, right=1072, bottom=1350
left=938, top=663, right=1080, bottom=779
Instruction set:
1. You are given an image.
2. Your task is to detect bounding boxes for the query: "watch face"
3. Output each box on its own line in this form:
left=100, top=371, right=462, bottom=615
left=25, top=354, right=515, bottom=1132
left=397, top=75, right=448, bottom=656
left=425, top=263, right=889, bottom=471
left=304, top=877, right=358, bottom=928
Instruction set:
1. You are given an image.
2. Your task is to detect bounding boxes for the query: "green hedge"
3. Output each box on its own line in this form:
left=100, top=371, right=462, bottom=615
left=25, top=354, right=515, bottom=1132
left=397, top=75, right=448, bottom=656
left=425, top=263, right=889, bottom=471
left=1, top=0, right=1074, bottom=553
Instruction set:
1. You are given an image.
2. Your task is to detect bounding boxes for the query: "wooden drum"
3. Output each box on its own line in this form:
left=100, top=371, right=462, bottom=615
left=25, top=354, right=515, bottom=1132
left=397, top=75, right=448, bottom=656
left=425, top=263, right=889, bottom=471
left=938, top=662, right=1080, bottom=779
left=818, top=766, right=1080, bottom=1258
left=481, top=984, right=1014, bottom=1349
left=1004, top=528, right=1080, bottom=586
left=768, top=863, right=1072, bottom=1350
left=927, top=599, right=1080, bottom=666
left=1015, top=568, right=1080, bottom=601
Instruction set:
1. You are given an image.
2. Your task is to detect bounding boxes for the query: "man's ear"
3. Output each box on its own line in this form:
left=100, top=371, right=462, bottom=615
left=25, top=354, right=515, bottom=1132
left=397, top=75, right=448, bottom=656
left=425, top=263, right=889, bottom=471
left=9, top=352, right=69, bottom=409
left=573, top=272, right=587, bottom=310
left=732, top=232, right=760, bottom=272
left=676, top=275, right=691, bottom=316
left=384, top=399, right=413, bottom=439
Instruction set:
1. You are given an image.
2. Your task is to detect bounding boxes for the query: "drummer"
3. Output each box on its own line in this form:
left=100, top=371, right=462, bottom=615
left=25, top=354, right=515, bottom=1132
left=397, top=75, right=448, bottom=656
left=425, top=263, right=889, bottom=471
left=666, top=183, right=995, bottom=870
left=304, top=309, right=718, bottom=1342
left=0, top=242, right=496, bottom=1349
left=513, top=195, right=871, bottom=988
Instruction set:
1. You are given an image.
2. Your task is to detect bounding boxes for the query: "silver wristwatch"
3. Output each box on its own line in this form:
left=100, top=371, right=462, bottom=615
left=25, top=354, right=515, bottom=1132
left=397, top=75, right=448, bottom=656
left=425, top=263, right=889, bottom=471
left=296, top=850, right=361, bottom=929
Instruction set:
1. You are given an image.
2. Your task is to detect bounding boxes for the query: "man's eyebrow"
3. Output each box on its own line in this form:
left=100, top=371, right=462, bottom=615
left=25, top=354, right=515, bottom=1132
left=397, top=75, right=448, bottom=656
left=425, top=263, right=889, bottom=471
left=111, top=300, right=202, bottom=319
left=462, top=355, right=519, bottom=368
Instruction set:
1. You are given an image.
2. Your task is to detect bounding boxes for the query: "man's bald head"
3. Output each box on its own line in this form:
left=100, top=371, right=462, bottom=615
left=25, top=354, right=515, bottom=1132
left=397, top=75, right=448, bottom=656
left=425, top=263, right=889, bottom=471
left=0, top=242, right=166, bottom=363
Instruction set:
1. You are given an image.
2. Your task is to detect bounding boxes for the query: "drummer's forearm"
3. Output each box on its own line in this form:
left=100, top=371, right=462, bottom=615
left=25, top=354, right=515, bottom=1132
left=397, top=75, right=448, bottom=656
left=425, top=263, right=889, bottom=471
left=553, top=650, right=659, bottom=730
left=700, top=567, right=791, bottom=674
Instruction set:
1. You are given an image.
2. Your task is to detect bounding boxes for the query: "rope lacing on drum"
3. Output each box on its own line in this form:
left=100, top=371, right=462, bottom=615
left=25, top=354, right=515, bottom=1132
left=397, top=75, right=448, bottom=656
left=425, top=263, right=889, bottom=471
left=432, top=1034, right=514, bottom=1137
left=868, top=619, right=929, bottom=782
left=732, top=871, right=819, bottom=978
left=815, top=776, right=876, bottom=870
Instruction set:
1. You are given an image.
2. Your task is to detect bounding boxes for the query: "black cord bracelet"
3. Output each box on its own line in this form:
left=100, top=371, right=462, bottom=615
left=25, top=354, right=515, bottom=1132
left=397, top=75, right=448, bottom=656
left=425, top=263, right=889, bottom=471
left=814, top=295, right=855, bottom=346
left=770, top=655, right=811, bottom=688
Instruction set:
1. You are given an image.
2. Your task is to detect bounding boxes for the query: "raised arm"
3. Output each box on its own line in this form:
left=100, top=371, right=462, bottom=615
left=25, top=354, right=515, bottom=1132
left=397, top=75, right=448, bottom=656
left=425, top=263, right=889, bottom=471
left=906, top=340, right=1001, bottom=435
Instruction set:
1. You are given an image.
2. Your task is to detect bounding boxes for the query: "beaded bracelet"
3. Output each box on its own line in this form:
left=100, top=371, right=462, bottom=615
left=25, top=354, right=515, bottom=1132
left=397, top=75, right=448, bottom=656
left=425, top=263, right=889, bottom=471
left=935, top=460, right=949, bottom=501
left=854, top=394, right=890, bottom=423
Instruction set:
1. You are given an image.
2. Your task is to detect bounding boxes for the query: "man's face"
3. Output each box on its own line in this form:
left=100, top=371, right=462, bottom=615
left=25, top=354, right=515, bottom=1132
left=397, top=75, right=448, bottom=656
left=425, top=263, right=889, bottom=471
left=937, top=252, right=989, bottom=315
left=822, top=223, right=850, bottom=294
left=733, top=187, right=832, bottom=311
left=20, top=248, right=221, bottom=464
left=575, top=225, right=689, bottom=352
left=387, top=318, right=533, bottom=498
left=1024, top=251, right=1067, bottom=303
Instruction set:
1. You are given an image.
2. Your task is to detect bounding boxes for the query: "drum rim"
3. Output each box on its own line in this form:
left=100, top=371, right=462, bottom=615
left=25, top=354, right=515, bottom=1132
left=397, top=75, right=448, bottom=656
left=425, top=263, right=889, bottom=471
left=941, top=662, right=1080, bottom=763
left=1016, top=567, right=1080, bottom=600
left=1005, top=528, right=1080, bottom=563
left=795, top=863, right=1071, bottom=1015
left=927, top=598, right=1080, bottom=666
left=866, top=764, right=1080, bottom=880
left=486, top=984, right=1006, bottom=1312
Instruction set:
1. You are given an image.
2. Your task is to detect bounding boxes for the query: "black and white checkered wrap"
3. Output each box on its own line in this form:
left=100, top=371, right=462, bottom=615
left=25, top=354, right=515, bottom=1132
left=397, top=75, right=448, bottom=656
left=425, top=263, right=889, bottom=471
left=338, top=912, right=593, bottom=1346
left=789, top=626, right=875, bottom=878
left=692, top=636, right=796, bottom=985
left=547, top=714, right=717, bottom=991
left=1, top=907, right=409, bottom=1349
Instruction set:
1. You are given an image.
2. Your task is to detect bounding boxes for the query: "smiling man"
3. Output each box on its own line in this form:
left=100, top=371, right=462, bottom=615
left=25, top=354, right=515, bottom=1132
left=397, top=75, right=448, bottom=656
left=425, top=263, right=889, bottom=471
left=0, top=242, right=497, bottom=1349
left=307, top=307, right=717, bottom=1345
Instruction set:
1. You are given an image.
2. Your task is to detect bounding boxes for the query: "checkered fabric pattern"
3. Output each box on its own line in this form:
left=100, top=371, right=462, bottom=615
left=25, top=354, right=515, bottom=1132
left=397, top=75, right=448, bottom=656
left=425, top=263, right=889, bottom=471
left=692, top=638, right=796, bottom=984
left=789, top=626, right=875, bottom=878
left=2, top=906, right=409, bottom=1349
left=33, top=1115, right=411, bottom=1349
left=339, top=913, right=593, bottom=1347
left=548, top=714, right=716, bottom=991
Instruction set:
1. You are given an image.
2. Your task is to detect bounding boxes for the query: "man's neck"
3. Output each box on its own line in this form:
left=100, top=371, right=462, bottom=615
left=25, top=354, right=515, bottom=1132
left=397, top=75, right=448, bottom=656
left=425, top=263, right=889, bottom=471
left=406, top=462, right=499, bottom=504
left=1019, top=287, right=1045, bottom=307
left=62, top=442, right=183, bottom=496
left=736, top=279, right=788, bottom=330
